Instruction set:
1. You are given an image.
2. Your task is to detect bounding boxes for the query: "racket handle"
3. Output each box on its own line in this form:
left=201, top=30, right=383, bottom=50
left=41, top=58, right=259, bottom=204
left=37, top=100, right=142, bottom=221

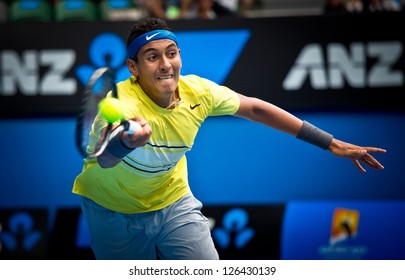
left=123, top=120, right=142, bottom=134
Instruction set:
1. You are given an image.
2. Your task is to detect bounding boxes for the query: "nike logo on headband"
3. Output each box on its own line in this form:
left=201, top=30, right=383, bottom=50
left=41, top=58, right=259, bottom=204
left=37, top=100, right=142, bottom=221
left=146, top=32, right=160, bottom=40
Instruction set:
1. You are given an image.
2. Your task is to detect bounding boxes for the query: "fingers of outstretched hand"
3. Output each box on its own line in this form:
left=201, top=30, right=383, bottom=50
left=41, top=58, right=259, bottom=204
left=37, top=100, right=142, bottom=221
left=349, top=146, right=386, bottom=160
left=362, top=153, right=385, bottom=169
left=351, top=152, right=385, bottom=172
left=362, top=147, right=387, bottom=154
left=336, top=141, right=386, bottom=172
left=352, top=159, right=366, bottom=173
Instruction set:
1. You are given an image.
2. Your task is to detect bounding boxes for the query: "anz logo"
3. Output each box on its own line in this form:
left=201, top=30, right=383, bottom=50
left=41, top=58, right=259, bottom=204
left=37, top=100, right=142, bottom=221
left=0, top=29, right=249, bottom=97
left=283, top=41, right=404, bottom=90
left=0, top=49, right=76, bottom=96
left=75, top=30, right=250, bottom=87
left=76, top=33, right=130, bottom=87
left=211, top=208, right=255, bottom=249
left=0, top=212, right=42, bottom=252
left=0, top=33, right=129, bottom=97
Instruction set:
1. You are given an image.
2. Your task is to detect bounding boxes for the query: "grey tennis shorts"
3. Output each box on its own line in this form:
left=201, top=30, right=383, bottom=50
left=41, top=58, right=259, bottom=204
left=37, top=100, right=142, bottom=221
left=80, top=192, right=219, bottom=260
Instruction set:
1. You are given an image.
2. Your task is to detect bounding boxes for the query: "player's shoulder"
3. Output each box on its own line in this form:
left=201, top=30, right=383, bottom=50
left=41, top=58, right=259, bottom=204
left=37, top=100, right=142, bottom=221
left=180, top=74, right=204, bottom=84
left=179, top=74, right=219, bottom=91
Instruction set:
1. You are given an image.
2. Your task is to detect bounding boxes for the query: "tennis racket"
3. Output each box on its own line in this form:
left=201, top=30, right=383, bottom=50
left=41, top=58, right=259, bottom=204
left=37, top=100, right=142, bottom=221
left=75, top=67, right=140, bottom=158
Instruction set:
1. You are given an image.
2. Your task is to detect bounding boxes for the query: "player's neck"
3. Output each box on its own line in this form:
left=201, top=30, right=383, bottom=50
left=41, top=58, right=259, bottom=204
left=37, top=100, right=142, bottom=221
left=164, top=90, right=181, bottom=109
left=146, top=90, right=180, bottom=109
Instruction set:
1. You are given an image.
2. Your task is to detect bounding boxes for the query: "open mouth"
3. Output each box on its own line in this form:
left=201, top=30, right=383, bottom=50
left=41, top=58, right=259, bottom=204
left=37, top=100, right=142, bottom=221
left=158, top=74, right=174, bottom=80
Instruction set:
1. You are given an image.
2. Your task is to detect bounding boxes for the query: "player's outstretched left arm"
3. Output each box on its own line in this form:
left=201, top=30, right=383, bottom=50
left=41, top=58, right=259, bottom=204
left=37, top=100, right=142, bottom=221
left=234, top=94, right=386, bottom=172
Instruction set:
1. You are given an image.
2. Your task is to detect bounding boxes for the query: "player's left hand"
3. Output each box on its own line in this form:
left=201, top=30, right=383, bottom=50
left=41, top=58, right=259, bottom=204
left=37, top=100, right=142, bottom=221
left=328, top=139, right=386, bottom=172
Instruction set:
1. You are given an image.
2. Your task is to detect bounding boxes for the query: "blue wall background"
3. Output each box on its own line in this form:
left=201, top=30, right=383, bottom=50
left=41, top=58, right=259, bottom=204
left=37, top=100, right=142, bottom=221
left=0, top=111, right=402, bottom=225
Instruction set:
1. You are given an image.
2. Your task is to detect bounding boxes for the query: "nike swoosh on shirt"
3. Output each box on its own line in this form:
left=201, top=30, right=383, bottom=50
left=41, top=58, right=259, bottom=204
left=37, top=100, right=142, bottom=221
left=146, top=32, right=160, bottom=40
left=190, top=104, right=201, bottom=110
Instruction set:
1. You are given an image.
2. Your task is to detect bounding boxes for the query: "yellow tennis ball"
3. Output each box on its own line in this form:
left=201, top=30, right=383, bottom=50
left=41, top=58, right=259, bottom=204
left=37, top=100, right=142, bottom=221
left=98, top=97, right=123, bottom=123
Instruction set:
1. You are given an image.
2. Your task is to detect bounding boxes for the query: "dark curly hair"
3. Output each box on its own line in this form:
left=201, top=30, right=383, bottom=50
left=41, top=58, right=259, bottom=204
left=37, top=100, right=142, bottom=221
left=126, top=17, right=172, bottom=49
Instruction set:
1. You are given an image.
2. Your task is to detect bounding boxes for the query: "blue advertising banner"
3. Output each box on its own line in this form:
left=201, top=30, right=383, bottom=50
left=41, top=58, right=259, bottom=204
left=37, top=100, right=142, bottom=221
left=0, top=13, right=404, bottom=117
left=281, top=201, right=405, bottom=260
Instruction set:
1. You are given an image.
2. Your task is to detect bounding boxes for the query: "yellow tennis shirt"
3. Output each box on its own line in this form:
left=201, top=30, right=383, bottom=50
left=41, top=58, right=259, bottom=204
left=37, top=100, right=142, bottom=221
left=72, top=74, right=240, bottom=213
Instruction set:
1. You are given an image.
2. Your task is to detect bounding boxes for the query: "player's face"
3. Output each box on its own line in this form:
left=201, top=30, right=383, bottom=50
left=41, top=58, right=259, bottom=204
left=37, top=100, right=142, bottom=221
left=130, top=39, right=182, bottom=104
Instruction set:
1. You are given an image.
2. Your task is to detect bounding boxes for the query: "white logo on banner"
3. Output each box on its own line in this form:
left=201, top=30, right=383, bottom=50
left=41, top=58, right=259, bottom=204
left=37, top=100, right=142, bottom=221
left=0, top=50, right=76, bottom=96
left=283, top=41, right=403, bottom=90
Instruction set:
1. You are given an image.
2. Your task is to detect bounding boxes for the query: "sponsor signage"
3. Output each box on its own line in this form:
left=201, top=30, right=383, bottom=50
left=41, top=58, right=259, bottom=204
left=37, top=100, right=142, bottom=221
left=202, top=205, right=285, bottom=260
left=0, top=209, right=48, bottom=259
left=0, top=206, right=284, bottom=260
left=281, top=201, right=405, bottom=260
left=0, top=13, right=403, bottom=117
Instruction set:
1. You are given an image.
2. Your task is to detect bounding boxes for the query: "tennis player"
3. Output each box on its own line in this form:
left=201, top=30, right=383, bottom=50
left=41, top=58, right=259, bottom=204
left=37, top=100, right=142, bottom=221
left=72, top=17, right=386, bottom=260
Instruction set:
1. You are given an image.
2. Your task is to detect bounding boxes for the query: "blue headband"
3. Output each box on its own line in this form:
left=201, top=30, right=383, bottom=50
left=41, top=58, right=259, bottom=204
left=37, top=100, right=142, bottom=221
left=127, top=29, right=178, bottom=59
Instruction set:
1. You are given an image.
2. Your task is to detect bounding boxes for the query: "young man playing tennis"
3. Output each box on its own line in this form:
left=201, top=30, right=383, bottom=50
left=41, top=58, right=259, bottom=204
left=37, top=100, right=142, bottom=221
left=73, top=17, right=386, bottom=260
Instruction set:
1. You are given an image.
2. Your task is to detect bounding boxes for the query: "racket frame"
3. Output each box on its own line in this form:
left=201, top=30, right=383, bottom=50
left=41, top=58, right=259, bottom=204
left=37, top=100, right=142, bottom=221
left=75, top=67, right=117, bottom=158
